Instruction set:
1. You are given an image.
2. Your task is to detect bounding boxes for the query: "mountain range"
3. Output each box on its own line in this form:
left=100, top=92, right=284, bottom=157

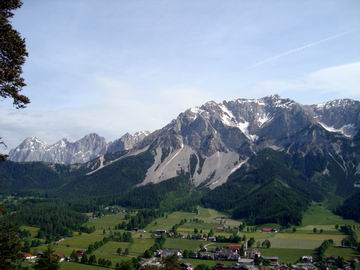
left=8, top=131, right=150, bottom=164
left=2, top=95, right=360, bottom=225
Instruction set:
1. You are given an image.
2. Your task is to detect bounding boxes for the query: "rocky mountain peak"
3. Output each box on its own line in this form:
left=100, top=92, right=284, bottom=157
left=106, top=131, right=150, bottom=154
left=9, top=133, right=107, bottom=164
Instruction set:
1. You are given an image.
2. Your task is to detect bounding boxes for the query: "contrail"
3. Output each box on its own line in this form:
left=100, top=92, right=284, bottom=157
left=247, top=30, right=355, bottom=69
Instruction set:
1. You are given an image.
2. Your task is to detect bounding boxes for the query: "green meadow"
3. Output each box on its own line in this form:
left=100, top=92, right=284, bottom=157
left=29, top=204, right=360, bottom=268
left=259, top=248, right=314, bottom=264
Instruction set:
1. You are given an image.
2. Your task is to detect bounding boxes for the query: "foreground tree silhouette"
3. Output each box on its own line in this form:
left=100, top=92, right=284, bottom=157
left=0, top=0, right=29, bottom=160
left=163, top=255, right=180, bottom=270
left=0, top=2, right=32, bottom=270
left=34, top=245, right=60, bottom=270
left=0, top=218, right=22, bottom=270
left=0, top=0, right=29, bottom=107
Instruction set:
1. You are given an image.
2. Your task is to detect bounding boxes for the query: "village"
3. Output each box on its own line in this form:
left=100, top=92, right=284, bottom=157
left=18, top=220, right=359, bottom=270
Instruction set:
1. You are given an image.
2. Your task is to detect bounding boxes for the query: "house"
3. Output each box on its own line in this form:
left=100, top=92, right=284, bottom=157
left=154, top=229, right=167, bottom=238
left=180, top=262, right=193, bottom=270
left=157, top=248, right=183, bottom=258
left=73, top=250, right=85, bottom=260
left=261, top=228, right=278, bottom=233
left=244, top=248, right=261, bottom=259
left=198, top=251, right=215, bottom=260
left=54, top=252, right=65, bottom=262
left=300, top=256, right=313, bottom=263
left=19, top=252, right=37, bottom=261
left=35, top=251, right=44, bottom=256
left=140, top=258, right=163, bottom=269
left=226, top=244, right=242, bottom=252
left=215, top=249, right=240, bottom=261
left=238, top=258, right=254, bottom=265
left=208, top=236, right=217, bottom=242
left=155, top=229, right=167, bottom=234
left=292, top=263, right=318, bottom=270
left=261, top=256, right=279, bottom=266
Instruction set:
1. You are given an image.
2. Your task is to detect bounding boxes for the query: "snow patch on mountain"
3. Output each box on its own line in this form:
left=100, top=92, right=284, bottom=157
left=257, top=113, right=272, bottom=127
left=218, top=103, right=257, bottom=141
left=318, top=122, right=353, bottom=137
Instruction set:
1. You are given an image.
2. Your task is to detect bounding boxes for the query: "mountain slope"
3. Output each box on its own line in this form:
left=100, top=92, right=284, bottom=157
left=0, top=161, right=71, bottom=193
left=3, top=95, right=360, bottom=225
left=336, top=192, right=360, bottom=222
left=57, top=150, right=155, bottom=198
left=201, top=149, right=321, bottom=225
left=84, top=95, right=360, bottom=190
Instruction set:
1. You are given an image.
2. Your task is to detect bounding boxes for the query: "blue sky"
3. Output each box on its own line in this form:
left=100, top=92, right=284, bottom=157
left=1, top=0, right=360, bottom=149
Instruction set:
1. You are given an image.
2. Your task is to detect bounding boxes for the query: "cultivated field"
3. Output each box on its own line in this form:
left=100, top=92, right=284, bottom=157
left=28, top=204, right=360, bottom=268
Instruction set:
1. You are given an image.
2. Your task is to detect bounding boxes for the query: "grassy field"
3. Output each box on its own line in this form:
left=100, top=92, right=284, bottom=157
left=145, top=211, right=197, bottom=232
left=259, top=248, right=314, bottom=263
left=325, top=247, right=360, bottom=260
left=196, top=207, right=241, bottom=227
left=29, top=205, right=360, bottom=270
left=20, top=225, right=39, bottom=238
left=164, top=238, right=208, bottom=250
left=128, top=237, right=155, bottom=257
left=85, top=213, right=125, bottom=230
left=31, top=213, right=127, bottom=257
left=146, top=207, right=241, bottom=235
left=93, top=241, right=132, bottom=264
left=269, top=232, right=346, bottom=249
left=301, top=204, right=359, bottom=227
left=32, top=231, right=111, bottom=256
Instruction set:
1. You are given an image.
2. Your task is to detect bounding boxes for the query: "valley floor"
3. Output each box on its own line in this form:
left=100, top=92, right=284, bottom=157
left=22, top=204, right=360, bottom=270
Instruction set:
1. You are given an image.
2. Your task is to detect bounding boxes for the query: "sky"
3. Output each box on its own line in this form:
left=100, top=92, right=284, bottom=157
left=1, top=0, right=360, bottom=150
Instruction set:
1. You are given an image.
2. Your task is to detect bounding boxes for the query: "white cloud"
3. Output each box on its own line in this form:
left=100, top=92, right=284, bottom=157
left=252, top=61, right=360, bottom=102
left=1, top=62, right=359, bottom=151
left=0, top=76, right=214, bottom=150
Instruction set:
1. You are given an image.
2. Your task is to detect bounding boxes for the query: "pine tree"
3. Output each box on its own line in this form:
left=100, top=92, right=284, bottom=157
left=34, top=245, right=60, bottom=270
left=0, top=0, right=30, bottom=160
left=0, top=221, right=22, bottom=270
left=80, top=254, right=88, bottom=264
left=0, top=0, right=29, bottom=108
left=88, top=255, right=97, bottom=265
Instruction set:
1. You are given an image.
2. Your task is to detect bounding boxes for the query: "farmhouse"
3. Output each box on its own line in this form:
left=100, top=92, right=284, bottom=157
left=300, top=256, right=313, bottom=263
left=215, top=249, right=240, bottom=261
left=261, top=227, right=278, bottom=233
left=154, top=229, right=167, bottom=238
left=54, top=252, right=66, bottom=262
left=237, top=258, right=254, bottom=265
left=19, top=252, right=37, bottom=262
left=140, top=258, right=163, bottom=269
left=244, top=248, right=261, bottom=259
left=292, top=262, right=317, bottom=270
left=226, top=244, right=242, bottom=252
left=198, top=248, right=240, bottom=261
left=208, top=236, right=217, bottom=242
left=157, top=248, right=183, bottom=258
left=73, top=250, right=85, bottom=260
